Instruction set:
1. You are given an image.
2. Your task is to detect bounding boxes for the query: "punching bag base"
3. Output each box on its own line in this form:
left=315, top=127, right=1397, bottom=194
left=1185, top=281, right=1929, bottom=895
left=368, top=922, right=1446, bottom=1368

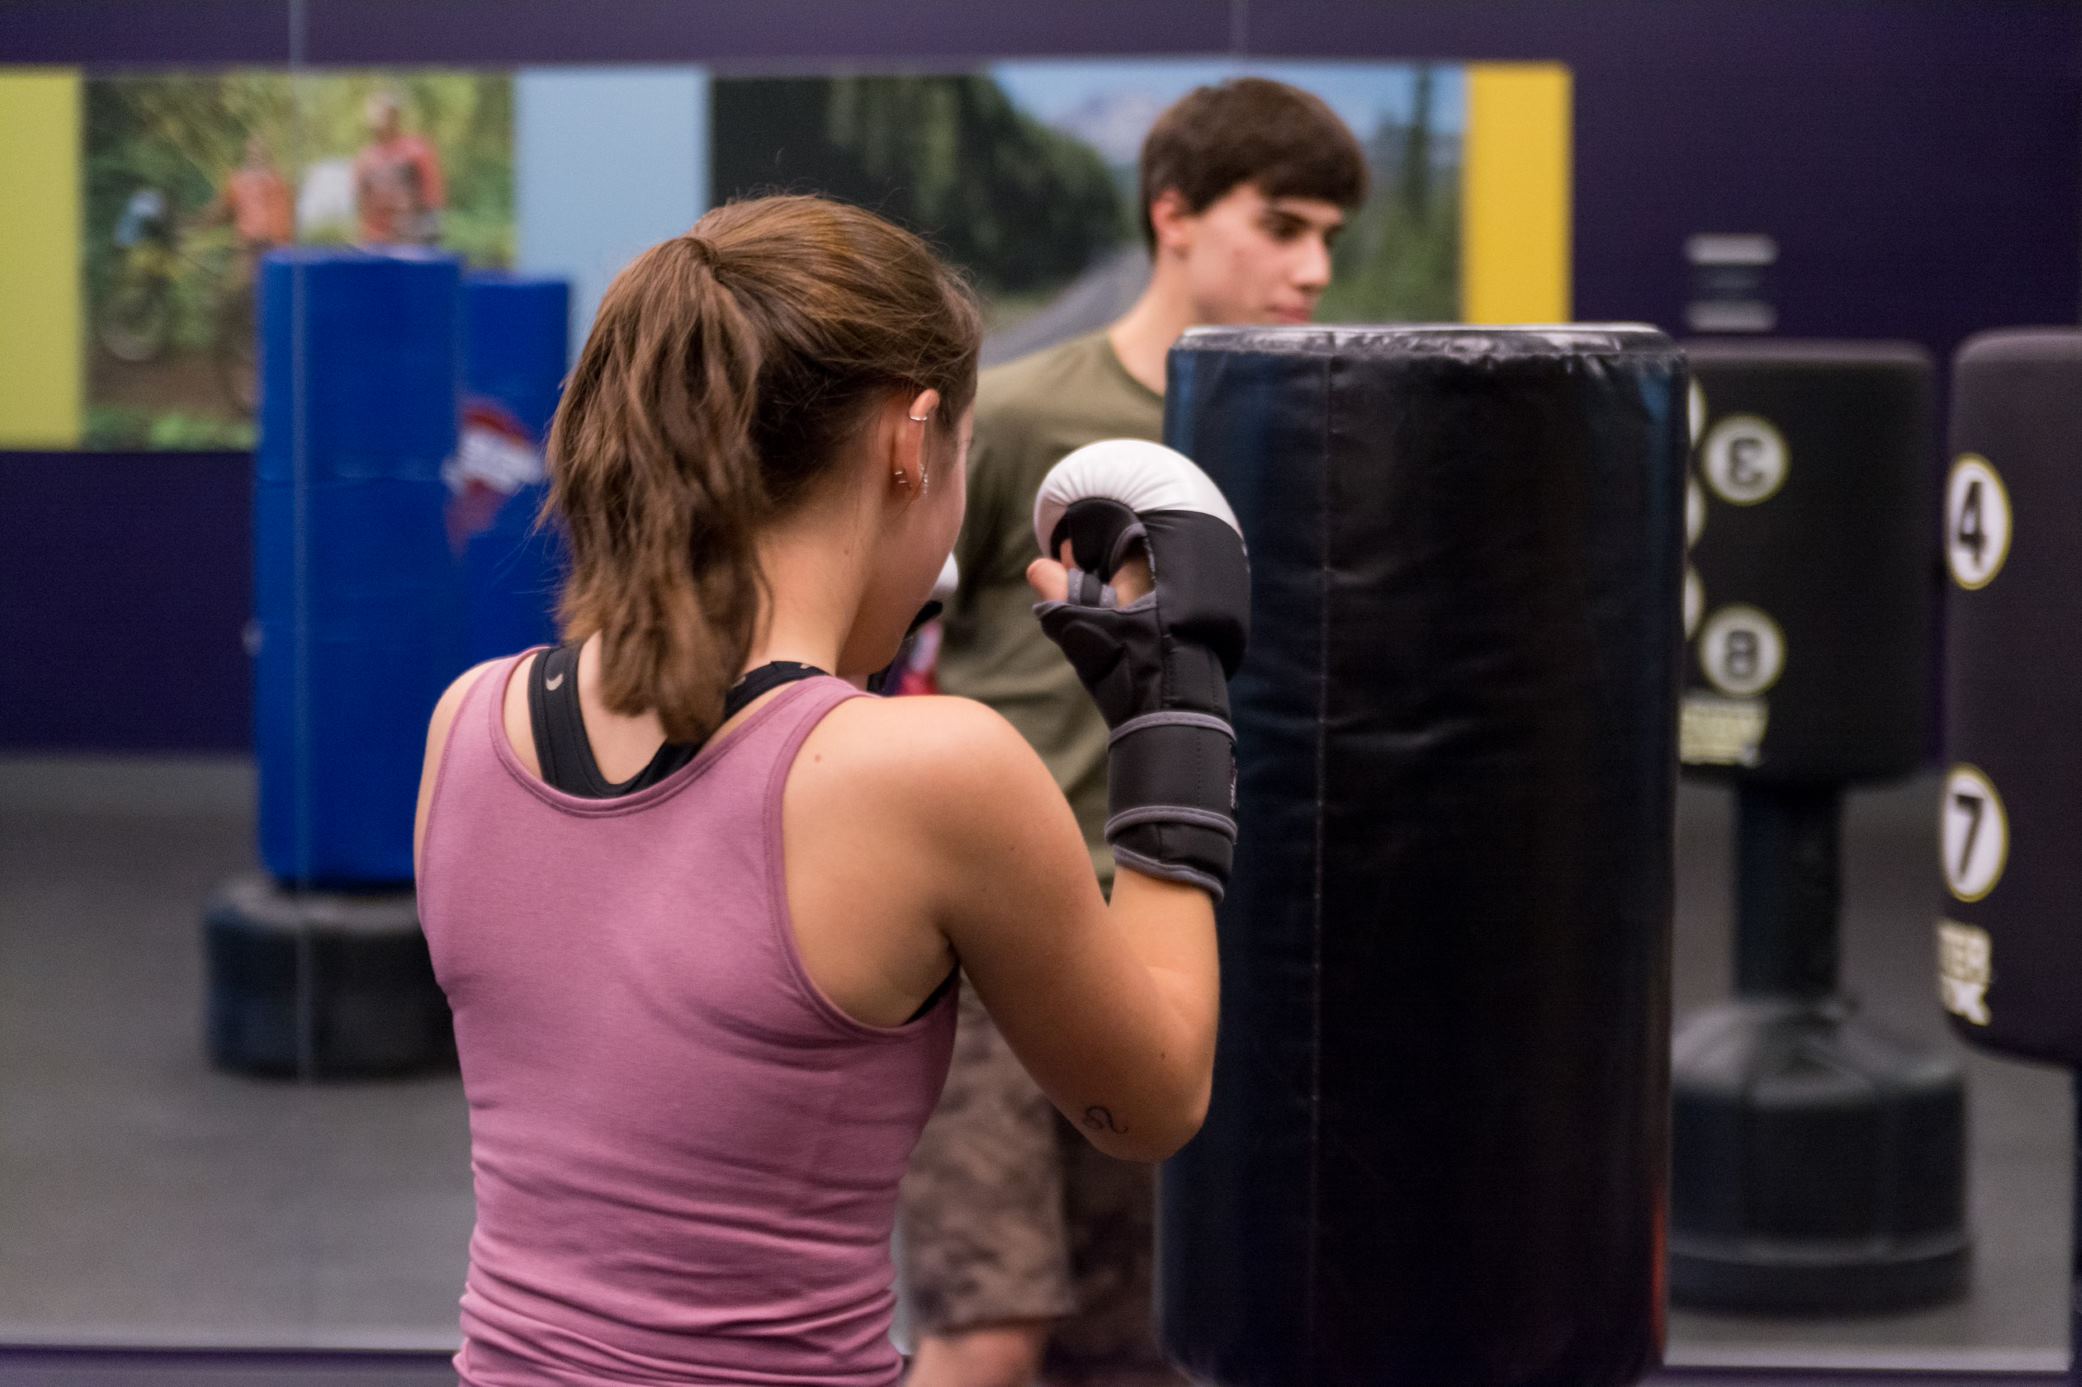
left=1670, top=997, right=1969, bottom=1312
left=204, top=872, right=455, bottom=1080
left=1670, top=1230, right=1968, bottom=1315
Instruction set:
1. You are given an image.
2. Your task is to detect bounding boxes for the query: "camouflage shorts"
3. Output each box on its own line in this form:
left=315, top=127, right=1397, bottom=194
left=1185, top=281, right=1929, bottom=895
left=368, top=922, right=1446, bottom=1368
left=897, top=978, right=1185, bottom=1381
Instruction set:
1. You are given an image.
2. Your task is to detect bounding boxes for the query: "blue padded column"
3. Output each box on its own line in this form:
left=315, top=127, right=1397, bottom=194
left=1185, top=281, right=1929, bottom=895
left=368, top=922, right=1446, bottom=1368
left=456, top=271, right=570, bottom=663
left=254, top=249, right=463, bottom=887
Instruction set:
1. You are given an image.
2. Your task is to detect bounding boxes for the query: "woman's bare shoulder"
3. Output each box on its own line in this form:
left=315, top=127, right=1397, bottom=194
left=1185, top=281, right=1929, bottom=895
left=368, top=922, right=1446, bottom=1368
left=811, top=693, right=1038, bottom=778
left=792, top=691, right=1090, bottom=935
left=796, top=693, right=1061, bottom=840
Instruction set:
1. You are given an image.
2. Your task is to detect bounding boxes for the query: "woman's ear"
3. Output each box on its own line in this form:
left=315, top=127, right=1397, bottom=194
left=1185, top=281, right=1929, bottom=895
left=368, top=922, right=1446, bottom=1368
left=890, top=388, right=942, bottom=501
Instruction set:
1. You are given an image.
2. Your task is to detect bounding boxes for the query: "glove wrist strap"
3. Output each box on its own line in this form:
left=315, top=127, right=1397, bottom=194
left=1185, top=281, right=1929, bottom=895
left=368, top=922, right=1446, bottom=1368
left=1105, top=718, right=1236, bottom=901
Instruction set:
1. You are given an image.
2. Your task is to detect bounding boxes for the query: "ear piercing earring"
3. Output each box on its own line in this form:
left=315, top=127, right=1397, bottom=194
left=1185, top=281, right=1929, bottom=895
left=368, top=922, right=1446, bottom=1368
left=899, top=409, right=932, bottom=493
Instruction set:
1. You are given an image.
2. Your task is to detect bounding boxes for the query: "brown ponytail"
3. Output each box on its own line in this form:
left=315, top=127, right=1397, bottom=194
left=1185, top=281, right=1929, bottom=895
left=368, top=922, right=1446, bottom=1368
left=545, top=196, right=980, bottom=743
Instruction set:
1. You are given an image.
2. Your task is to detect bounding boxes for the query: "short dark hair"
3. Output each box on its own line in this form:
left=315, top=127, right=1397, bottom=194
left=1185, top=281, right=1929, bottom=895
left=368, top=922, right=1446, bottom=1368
left=1138, top=78, right=1370, bottom=249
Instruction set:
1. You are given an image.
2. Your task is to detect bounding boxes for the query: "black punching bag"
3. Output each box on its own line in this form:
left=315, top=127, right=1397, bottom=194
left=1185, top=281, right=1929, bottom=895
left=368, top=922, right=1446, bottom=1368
left=1678, top=342, right=1935, bottom=781
left=1938, top=329, right=2082, bottom=1063
left=1667, top=341, right=1963, bottom=1312
left=1158, top=327, right=1687, bottom=1387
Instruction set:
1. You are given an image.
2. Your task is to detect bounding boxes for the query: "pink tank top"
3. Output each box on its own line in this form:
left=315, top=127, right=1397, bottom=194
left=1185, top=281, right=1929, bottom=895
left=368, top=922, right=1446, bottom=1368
left=418, top=656, right=957, bottom=1386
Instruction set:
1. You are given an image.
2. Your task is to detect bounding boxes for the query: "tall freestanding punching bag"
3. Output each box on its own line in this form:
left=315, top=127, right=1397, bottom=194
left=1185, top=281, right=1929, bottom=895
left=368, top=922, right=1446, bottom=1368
left=1938, top=330, right=2082, bottom=1062
left=1935, top=328, right=2082, bottom=1383
left=253, top=249, right=464, bottom=886
left=1669, top=341, right=1963, bottom=1312
left=454, top=272, right=570, bottom=663
left=1665, top=343, right=1957, bottom=1307
left=1159, top=327, right=1686, bottom=1387
left=211, top=249, right=464, bottom=1080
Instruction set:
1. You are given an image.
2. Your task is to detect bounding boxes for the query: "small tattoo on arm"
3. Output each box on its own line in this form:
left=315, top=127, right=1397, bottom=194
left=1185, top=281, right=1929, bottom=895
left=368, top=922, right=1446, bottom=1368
left=1083, top=1105, right=1129, bottom=1135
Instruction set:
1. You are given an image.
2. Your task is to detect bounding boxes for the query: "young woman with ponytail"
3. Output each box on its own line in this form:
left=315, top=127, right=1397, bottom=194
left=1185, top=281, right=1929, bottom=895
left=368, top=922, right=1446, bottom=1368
left=409, top=196, right=1220, bottom=1386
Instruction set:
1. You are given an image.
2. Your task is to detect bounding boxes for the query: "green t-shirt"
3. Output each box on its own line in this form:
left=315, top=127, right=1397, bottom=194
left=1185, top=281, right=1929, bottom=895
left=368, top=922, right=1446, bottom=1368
left=938, top=330, right=1165, bottom=884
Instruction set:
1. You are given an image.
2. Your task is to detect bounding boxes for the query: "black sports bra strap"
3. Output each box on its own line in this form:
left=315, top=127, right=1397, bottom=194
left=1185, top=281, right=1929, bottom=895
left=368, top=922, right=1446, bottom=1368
left=528, top=648, right=831, bottom=799
left=627, top=660, right=827, bottom=790
left=528, top=641, right=623, bottom=797
left=724, top=661, right=826, bottom=720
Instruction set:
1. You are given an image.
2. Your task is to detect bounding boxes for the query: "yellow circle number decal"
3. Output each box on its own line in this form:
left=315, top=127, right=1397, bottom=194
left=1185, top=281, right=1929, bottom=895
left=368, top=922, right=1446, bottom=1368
left=1941, top=764, right=2009, bottom=903
left=1702, top=415, right=1789, bottom=506
left=1946, top=454, right=2013, bottom=591
left=1698, top=604, right=1785, bottom=697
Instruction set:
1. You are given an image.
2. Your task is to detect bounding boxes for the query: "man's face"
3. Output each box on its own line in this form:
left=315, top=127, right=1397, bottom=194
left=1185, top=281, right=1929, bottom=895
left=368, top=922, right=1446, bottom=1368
left=365, top=97, right=401, bottom=140
left=1164, top=183, right=1345, bottom=327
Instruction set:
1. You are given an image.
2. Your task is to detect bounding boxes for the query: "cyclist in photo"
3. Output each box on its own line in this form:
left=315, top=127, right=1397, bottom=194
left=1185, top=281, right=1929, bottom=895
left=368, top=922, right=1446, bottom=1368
left=354, top=89, right=447, bottom=247
left=205, top=134, right=296, bottom=274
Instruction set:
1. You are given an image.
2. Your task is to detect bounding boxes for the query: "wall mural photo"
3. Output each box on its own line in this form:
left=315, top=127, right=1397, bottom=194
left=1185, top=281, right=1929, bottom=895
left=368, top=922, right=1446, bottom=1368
left=3, top=59, right=1516, bottom=451
left=710, top=60, right=1465, bottom=363
left=83, top=70, right=514, bottom=449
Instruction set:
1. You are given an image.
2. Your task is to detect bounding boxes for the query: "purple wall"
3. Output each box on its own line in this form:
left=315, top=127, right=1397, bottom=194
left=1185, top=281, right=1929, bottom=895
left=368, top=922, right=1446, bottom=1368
left=4, top=0, right=2078, bottom=750
left=1, top=452, right=250, bottom=751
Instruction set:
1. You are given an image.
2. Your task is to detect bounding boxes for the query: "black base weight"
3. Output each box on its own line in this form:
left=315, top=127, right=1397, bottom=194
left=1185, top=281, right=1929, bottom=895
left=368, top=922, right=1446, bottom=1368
left=204, top=872, right=455, bottom=1079
left=1670, top=996, right=1969, bottom=1312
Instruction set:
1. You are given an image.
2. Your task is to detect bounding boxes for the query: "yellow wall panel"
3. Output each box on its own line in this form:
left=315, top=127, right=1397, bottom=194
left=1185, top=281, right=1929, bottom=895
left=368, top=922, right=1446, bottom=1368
left=1462, top=64, right=1573, bottom=325
left=0, top=69, right=83, bottom=447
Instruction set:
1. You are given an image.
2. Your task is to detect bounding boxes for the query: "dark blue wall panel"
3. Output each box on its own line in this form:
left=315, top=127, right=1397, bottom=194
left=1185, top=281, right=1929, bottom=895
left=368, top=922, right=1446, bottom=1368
left=0, top=453, right=250, bottom=751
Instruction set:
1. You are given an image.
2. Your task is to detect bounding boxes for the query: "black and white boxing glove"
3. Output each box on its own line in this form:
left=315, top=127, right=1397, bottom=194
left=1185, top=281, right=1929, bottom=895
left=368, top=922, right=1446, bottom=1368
left=1032, top=439, right=1250, bottom=900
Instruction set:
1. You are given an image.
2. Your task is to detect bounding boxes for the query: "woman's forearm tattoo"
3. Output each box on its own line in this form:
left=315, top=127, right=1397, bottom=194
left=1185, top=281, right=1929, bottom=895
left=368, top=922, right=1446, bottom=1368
left=1083, top=1105, right=1129, bottom=1135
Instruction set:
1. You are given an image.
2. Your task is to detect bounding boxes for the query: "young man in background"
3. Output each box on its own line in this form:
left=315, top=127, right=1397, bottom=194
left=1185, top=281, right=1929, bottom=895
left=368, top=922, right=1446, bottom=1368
left=901, top=77, right=1370, bottom=1387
